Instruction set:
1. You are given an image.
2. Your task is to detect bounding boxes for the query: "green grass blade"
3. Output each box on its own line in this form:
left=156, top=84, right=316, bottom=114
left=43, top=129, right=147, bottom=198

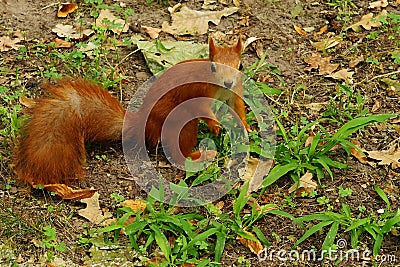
left=182, top=228, right=219, bottom=251
left=149, top=224, right=171, bottom=262
left=262, top=163, right=298, bottom=188
left=294, top=220, right=333, bottom=248
left=373, top=184, right=390, bottom=210
left=345, top=217, right=370, bottom=232
left=214, top=232, right=226, bottom=262
left=321, top=221, right=339, bottom=258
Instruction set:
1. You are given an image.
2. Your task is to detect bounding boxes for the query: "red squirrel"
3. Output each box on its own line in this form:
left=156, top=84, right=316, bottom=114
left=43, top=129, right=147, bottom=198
left=13, top=38, right=249, bottom=186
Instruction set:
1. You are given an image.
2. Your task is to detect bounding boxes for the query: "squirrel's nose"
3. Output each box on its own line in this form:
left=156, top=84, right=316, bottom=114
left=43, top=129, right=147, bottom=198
left=224, top=81, right=233, bottom=89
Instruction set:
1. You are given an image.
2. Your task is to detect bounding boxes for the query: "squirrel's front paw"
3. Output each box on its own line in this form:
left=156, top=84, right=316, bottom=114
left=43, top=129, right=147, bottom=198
left=208, top=121, right=221, bottom=136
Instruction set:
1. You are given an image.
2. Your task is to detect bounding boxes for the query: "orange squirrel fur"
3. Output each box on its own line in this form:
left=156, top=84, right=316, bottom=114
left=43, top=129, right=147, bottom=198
left=13, top=38, right=248, bottom=186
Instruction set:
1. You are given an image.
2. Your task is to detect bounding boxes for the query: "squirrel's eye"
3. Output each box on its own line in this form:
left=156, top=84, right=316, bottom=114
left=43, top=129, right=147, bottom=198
left=210, top=62, right=217, bottom=73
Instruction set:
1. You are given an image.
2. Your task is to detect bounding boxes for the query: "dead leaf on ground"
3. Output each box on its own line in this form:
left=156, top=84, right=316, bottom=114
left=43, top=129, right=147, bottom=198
left=366, top=146, right=400, bottom=169
left=202, top=0, right=217, bottom=10
left=316, top=25, right=328, bottom=35
left=303, top=102, right=328, bottom=112
left=293, top=24, right=307, bottom=35
left=288, top=172, right=317, bottom=196
left=161, top=4, right=238, bottom=35
left=57, top=3, right=78, bottom=18
left=52, top=24, right=94, bottom=40
left=52, top=38, right=73, bottom=48
left=19, top=96, right=36, bottom=108
left=347, top=11, right=387, bottom=31
left=304, top=54, right=339, bottom=74
left=141, top=25, right=162, bottom=39
left=0, top=35, right=22, bottom=52
left=368, top=0, right=388, bottom=9
left=121, top=199, right=146, bottom=213
left=78, top=192, right=111, bottom=223
left=95, top=9, right=129, bottom=34
left=304, top=126, right=316, bottom=147
left=311, top=35, right=342, bottom=51
left=192, top=150, right=218, bottom=162
left=241, top=157, right=274, bottom=195
left=237, top=231, right=263, bottom=255
left=371, top=100, right=381, bottom=112
left=381, top=78, right=400, bottom=96
left=349, top=55, right=364, bottom=68
left=41, top=183, right=96, bottom=200
left=350, top=139, right=369, bottom=164
left=327, top=68, right=354, bottom=82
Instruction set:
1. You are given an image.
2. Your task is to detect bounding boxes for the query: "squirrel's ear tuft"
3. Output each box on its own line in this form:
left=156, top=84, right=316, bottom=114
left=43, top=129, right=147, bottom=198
left=235, top=37, right=243, bottom=53
left=209, top=38, right=216, bottom=58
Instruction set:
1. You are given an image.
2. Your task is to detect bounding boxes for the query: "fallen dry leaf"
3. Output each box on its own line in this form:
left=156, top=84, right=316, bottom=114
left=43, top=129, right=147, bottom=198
left=141, top=25, right=162, bottom=39
left=121, top=199, right=146, bottom=213
left=349, top=55, right=364, bottom=68
left=304, top=54, right=339, bottom=74
left=368, top=0, right=388, bottom=9
left=303, top=102, right=328, bottom=112
left=371, top=99, right=381, bottom=112
left=237, top=231, right=263, bottom=255
left=304, top=126, right=316, bottom=147
left=327, top=68, right=354, bottom=82
left=366, top=146, right=400, bottom=169
left=350, top=139, right=368, bottom=164
left=52, top=24, right=94, bottom=40
left=52, top=38, right=73, bottom=48
left=293, top=24, right=307, bottom=35
left=0, top=35, right=22, bottom=52
left=347, top=11, right=387, bottom=31
left=311, top=36, right=342, bottom=51
left=57, top=3, right=78, bottom=18
left=288, top=172, right=317, bottom=196
left=242, top=157, right=274, bottom=195
left=162, top=4, right=238, bottom=35
left=316, top=25, right=328, bottom=35
left=19, top=96, right=36, bottom=108
left=202, top=0, right=217, bottom=10
left=95, top=9, right=129, bottom=34
left=192, top=150, right=218, bottom=162
left=78, top=192, right=110, bottom=223
left=41, top=184, right=96, bottom=200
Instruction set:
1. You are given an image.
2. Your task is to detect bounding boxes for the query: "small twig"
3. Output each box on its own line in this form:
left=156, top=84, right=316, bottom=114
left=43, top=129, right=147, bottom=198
left=114, top=48, right=141, bottom=70
left=41, top=2, right=60, bottom=10
left=354, top=70, right=400, bottom=86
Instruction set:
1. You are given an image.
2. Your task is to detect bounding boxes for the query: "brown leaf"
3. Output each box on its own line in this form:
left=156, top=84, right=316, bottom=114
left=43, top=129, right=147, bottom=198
left=52, top=24, right=94, bottom=40
left=242, top=157, right=274, bottom=194
left=121, top=199, right=146, bottom=213
left=78, top=192, right=110, bottom=223
left=95, top=9, right=129, bottom=34
left=349, top=55, right=364, bottom=68
left=237, top=231, right=263, bottom=255
left=371, top=100, right=381, bottom=113
left=162, top=4, right=238, bottom=35
left=192, top=150, right=218, bottom=162
left=366, top=146, right=400, bottom=169
left=41, top=184, right=96, bottom=200
left=141, top=26, right=162, bottom=39
left=304, top=54, right=339, bottom=74
left=316, top=25, right=328, bottom=35
left=304, top=126, right=316, bottom=147
left=327, top=69, right=354, bottom=82
left=350, top=139, right=368, bottom=164
left=0, top=35, right=22, bottom=52
left=57, top=3, right=78, bottom=18
left=368, top=0, right=388, bottom=9
left=52, top=38, right=73, bottom=48
left=347, top=11, right=386, bottom=31
left=311, top=36, right=342, bottom=51
left=293, top=24, right=307, bottom=35
left=19, top=96, right=36, bottom=108
left=288, top=172, right=317, bottom=196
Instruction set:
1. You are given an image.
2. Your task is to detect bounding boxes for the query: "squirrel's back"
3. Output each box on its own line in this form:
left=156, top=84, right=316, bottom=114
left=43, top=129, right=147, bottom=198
left=13, top=79, right=125, bottom=185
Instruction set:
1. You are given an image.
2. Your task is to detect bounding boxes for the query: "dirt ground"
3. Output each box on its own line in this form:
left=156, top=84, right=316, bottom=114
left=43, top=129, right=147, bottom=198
left=0, top=0, right=399, bottom=266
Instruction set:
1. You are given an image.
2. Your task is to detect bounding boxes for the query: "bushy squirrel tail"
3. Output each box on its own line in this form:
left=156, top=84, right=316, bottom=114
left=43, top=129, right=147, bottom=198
left=13, top=79, right=125, bottom=185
